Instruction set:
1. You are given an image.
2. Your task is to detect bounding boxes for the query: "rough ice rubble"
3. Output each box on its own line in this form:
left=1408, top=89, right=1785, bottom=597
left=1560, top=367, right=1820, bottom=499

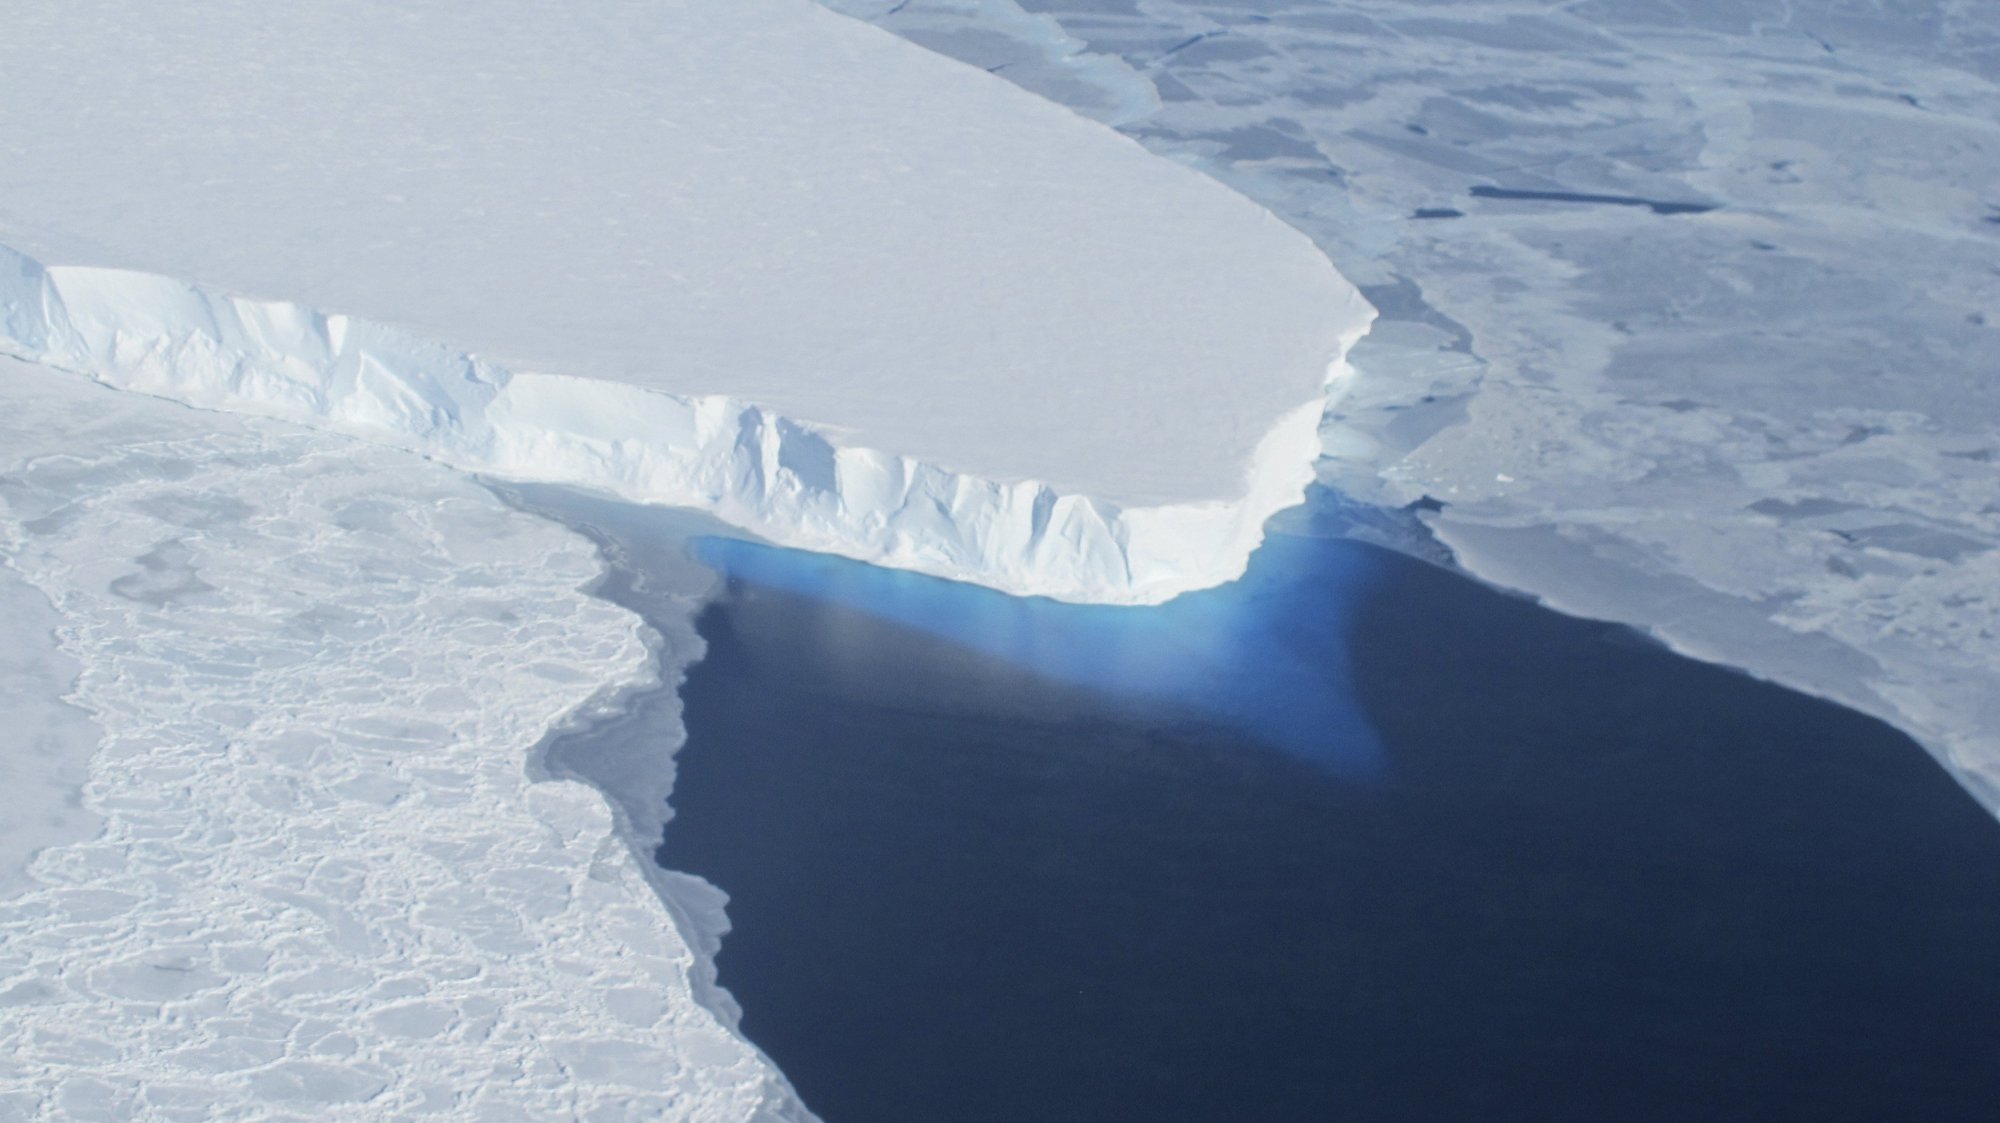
left=0, top=0, right=1371, bottom=606
left=0, top=359, right=809, bottom=1121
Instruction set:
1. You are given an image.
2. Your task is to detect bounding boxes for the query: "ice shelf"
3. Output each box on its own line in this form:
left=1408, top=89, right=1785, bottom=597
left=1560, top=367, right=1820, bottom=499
left=0, top=0, right=1370, bottom=605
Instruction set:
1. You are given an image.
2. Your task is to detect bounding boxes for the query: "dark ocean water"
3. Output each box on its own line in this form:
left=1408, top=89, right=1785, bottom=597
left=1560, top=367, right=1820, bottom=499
left=641, top=492, right=2000, bottom=1123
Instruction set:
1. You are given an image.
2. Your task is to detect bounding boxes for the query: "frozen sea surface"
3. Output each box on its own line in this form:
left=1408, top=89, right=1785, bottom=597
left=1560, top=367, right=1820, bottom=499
left=830, top=0, right=2000, bottom=810
left=0, top=358, right=807, bottom=1121
left=0, top=562, right=98, bottom=898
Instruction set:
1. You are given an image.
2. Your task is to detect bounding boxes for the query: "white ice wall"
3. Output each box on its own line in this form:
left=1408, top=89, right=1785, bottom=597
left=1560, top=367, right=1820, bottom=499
left=0, top=0, right=1371, bottom=604
left=0, top=247, right=1367, bottom=604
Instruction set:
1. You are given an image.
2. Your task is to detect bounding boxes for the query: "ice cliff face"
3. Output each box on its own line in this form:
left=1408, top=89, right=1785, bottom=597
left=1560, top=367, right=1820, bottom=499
left=0, top=0, right=1374, bottom=607
left=0, top=245, right=1370, bottom=606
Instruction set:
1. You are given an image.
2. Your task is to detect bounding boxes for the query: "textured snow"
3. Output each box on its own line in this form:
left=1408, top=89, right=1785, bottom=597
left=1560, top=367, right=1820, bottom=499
left=0, top=563, right=99, bottom=898
left=0, top=358, right=807, bottom=1121
left=847, top=0, right=2000, bottom=813
left=0, top=0, right=1370, bottom=605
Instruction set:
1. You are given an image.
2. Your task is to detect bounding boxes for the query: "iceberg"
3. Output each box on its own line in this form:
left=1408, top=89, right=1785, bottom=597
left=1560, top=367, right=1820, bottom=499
left=0, top=0, right=1370, bottom=605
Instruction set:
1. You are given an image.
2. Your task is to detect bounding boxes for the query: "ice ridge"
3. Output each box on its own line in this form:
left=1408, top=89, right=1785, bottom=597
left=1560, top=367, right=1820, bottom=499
left=0, top=243, right=1371, bottom=606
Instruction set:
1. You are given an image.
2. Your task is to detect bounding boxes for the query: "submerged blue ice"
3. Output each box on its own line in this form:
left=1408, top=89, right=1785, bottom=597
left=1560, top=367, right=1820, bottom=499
left=693, top=488, right=1387, bottom=777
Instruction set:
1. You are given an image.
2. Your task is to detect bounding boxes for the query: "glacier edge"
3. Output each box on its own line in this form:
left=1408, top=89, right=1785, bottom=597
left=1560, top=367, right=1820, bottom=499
left=0, top=242, right=1373, bottom=606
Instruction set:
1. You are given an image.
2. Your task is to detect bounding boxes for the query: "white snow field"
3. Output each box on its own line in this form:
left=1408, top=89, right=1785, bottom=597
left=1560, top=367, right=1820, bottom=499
left=0, top=0, right=1370, bottom=606
left=0, top=358, right=808, bottom=1121
left=838, top=0, right=2000, bottom=815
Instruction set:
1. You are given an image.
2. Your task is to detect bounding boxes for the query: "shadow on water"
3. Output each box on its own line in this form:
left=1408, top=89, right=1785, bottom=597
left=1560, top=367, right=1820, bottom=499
left=645, top=488, right=2000, bottom=1123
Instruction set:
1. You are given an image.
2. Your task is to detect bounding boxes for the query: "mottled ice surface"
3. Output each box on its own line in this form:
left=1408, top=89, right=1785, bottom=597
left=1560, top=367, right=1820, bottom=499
left=836, top=0, right=2000, bottom=813
left=0, top=358, right=806, bottom=1121
left=0, top=558, right=99, bottom=899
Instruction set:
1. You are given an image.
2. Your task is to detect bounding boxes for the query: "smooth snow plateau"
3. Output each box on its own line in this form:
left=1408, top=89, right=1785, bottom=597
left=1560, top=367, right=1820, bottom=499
left=0, top=0, right=1371, bottom=605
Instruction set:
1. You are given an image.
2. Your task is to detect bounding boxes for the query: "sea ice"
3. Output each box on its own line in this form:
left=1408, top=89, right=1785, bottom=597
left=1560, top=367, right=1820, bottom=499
left=0, top=567, right=99, bottom=898
left=0, top=357, right=808, bottom=1121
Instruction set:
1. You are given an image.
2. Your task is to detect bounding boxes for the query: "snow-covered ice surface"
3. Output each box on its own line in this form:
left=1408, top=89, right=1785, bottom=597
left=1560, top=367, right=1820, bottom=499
left=0, top=0, right=1371, bottom=605
left=0, top=560, right=100, bottom=899
left=0, top=357, right=808, bottom=1121
left=835, top=0, right=2000, bottom=814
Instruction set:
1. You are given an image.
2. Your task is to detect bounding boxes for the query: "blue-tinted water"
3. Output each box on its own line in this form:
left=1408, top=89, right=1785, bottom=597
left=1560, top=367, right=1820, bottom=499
left=690, top=509, right=1384, bottom=779
left=648, top=492, right=2000, bottom=1122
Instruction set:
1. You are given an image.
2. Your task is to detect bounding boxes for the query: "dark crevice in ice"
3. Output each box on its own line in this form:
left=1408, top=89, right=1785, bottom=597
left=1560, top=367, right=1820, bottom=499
left=1469, top=185, right=1718, bottom=216
left=1357, top=276, right=1476, bottom=353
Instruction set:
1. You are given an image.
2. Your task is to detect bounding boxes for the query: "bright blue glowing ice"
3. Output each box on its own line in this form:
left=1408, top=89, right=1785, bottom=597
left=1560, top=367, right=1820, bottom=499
left=694, top=489, right=1386, bottom=778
